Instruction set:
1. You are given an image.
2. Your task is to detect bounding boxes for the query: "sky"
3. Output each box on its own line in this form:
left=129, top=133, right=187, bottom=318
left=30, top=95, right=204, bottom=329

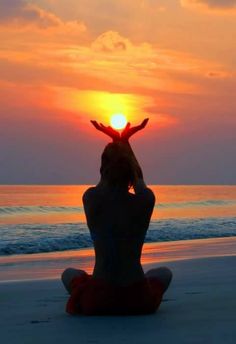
left=0, top=0, right=236, bottom=184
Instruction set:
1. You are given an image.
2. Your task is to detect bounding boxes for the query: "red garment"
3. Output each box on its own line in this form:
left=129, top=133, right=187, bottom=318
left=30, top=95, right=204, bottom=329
left=66, top=273, right=165, bottom=316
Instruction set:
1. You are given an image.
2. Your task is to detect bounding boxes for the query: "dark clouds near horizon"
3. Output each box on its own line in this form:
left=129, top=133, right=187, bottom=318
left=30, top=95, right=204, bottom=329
left=187, top=0, right=236, bottom=8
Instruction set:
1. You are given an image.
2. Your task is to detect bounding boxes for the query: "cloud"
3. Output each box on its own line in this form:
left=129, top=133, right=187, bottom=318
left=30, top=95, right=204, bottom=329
left=0, top=0, right=86, bottom=32
left=0, top=28, right=228, bottom=97
left=0, top=0, right=59, bottom=27
left=197, top=0, right=236, bottom=8
left=89, top=32, right=229, bottom=95
left=181, top=0, right=236, bottom=12
left=0, top=25, right=232, bottom=137
left=91, top=31, right=131, bottom=52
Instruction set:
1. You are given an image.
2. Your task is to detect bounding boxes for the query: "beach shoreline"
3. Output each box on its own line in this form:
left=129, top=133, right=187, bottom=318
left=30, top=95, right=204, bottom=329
left=0, top=236, right=235, bottom=282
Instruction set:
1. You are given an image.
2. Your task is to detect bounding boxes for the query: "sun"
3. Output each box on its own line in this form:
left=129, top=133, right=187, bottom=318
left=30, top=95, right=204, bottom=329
left=110, top=114, right=127, bottom=130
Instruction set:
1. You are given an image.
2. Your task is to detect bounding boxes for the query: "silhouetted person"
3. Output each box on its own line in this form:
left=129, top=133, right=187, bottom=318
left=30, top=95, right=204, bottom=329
left=62, top=120, right=172, bottom=315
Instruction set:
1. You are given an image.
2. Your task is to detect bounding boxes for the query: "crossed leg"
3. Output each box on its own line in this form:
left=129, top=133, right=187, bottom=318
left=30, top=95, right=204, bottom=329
left=145, top=266, right=173, bottom=293
left=61, top=268, right=87, bottom=294
left=62, top=266, right=172, bottom=295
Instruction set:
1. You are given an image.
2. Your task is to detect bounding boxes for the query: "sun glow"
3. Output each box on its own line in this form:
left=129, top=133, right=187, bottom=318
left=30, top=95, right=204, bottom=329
left=53, top=89, right=148, bottom=121
left=110, top=114, right=127, bottom=130
left=52, top=89, right=158, bottom=129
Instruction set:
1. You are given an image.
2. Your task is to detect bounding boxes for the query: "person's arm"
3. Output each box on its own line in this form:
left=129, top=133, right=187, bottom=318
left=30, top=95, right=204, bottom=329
left=123, top=141, right=143, bottom=179
left=123, top=142, right=155, bottom=207
left=118, top=140, right=150, bottom=194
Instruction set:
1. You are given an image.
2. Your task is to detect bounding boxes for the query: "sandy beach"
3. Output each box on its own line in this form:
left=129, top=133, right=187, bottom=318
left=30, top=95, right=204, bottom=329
left=0, top=237, right=236, bottom=344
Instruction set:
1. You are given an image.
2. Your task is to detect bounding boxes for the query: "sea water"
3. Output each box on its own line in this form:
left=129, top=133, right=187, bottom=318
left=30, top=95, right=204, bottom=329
left=0, top=185, right=236, bottom=256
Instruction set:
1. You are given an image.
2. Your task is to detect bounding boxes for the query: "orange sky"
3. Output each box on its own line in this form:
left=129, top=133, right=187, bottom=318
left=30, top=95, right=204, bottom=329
left=0, top=0, right=236, bottom=184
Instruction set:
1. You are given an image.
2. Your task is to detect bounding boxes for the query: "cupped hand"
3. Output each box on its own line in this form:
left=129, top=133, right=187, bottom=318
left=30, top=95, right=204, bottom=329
left=90, top=121, right=120, bottom=141
left=90, top=118, right=149, bottom=142
left=120, top=118, right=149, bottom=141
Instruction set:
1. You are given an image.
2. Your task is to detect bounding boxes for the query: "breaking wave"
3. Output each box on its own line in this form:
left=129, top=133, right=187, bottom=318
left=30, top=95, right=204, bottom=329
left=1, top=217, right=236, bottom=256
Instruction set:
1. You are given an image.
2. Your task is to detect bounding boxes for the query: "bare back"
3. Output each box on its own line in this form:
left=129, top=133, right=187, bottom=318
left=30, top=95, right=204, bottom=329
left=83, top=181, right=155, bottom=286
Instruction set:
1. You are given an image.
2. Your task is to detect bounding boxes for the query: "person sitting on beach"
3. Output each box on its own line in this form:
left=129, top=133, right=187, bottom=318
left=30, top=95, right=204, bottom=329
left=62, top=119, right=173, bottom=315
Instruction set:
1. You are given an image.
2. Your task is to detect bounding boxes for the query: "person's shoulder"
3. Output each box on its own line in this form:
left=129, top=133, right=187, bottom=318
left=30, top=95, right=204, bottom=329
left=82, top=187, right=98, bottom=203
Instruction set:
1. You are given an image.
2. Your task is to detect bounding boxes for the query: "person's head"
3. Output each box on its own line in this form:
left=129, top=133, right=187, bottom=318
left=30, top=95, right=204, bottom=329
left=100, top=142, right=135, bottom=190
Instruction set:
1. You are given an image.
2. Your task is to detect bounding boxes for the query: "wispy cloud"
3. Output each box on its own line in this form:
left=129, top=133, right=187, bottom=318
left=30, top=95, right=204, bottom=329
left=0, top=0, right=86, bottom=33
left=0, top=28, right=228, bottom=98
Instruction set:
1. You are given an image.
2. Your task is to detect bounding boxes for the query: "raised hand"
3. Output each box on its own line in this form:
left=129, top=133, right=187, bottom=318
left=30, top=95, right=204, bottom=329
left=90, top=118, right=149, bottom=142
left=120, top=118, right=149, bottom=141
left=90, top=120, right=120, bottom=141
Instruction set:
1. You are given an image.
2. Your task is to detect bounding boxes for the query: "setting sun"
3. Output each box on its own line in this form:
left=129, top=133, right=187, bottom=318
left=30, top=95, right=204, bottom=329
left=110, top=114, right=127, bottom=130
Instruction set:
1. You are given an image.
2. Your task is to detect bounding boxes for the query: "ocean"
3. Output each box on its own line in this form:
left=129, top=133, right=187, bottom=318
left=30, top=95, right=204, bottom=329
left=0, top=185, right=236, bottom=256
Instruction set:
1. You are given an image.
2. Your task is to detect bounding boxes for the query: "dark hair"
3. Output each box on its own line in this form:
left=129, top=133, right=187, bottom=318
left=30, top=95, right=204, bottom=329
left=100, top=142, right=135, bottom=190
